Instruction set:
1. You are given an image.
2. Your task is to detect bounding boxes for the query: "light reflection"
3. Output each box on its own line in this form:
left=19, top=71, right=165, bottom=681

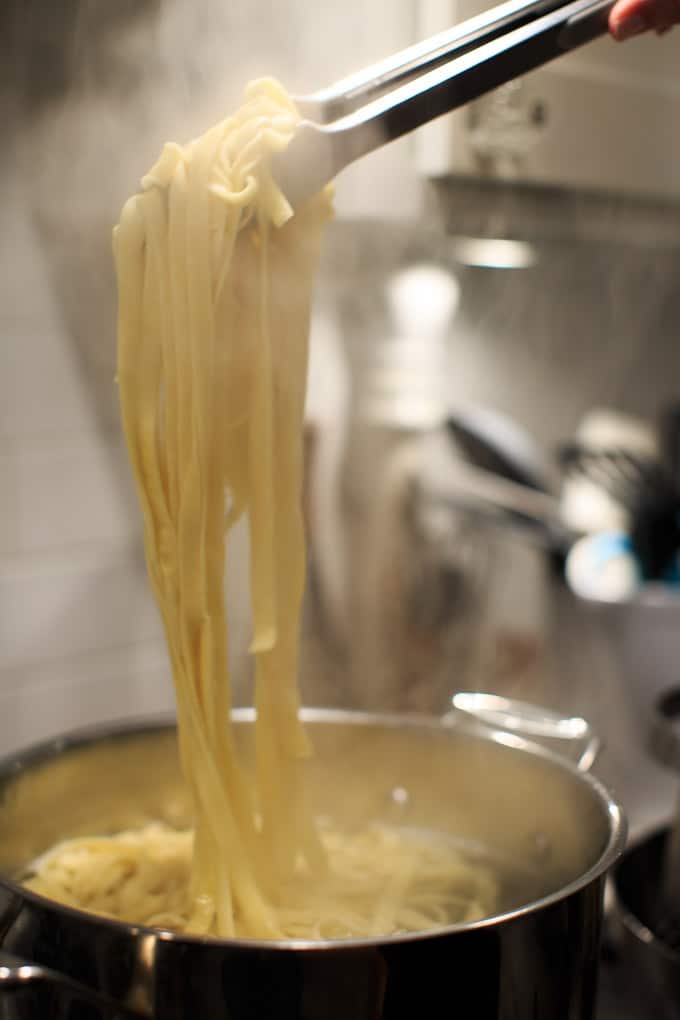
left=451, top=237, right=537, bottom=270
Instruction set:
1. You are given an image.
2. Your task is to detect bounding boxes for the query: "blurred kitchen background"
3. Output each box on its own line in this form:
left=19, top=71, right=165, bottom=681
left=2, top=0, right=680, bottom=838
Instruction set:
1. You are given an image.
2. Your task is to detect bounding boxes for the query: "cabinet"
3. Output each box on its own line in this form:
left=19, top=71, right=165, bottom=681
left=415, top=0, right=680, bottom=199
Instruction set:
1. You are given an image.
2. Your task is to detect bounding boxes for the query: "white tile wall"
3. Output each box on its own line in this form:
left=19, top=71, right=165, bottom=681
left=0, top=640, right=174, bottom=756
left=0, top=0, right=430, bottom=761
left=0, top=187, right=97, bottom=441
left=0, top=544, right=163, bottom=672
left=0, top=435, right=137, bottom=555
left=4, top=0, right=680, bottom=771
left=0, top=160, right=175, bottom=756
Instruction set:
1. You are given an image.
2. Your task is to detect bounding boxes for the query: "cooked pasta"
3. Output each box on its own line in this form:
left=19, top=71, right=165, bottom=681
left=24, top=79, right=497, bottom=939
left=25, top=822, right=496, bottom=939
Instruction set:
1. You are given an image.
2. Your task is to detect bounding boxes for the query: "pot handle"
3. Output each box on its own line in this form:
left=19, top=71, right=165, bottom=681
left=447, top=692, right=601, bottom=772
left=0, top=950, right=146, bottom=1018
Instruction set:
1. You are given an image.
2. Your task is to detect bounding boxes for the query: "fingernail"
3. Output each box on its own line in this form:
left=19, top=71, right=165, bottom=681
left=611, top=13, right=647, bottom=38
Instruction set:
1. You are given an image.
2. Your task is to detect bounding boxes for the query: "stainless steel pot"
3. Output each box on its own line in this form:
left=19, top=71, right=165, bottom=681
left=0, top=706, right=625, bottom=1020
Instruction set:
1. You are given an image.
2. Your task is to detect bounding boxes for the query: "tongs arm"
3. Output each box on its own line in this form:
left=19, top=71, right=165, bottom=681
left=296, top=0, right=585, bottom=123
left=275, top=0, right=614, bottom=205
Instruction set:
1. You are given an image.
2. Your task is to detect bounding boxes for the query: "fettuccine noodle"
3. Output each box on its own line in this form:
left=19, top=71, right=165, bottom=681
left=24, top=79, right=496, bottom=939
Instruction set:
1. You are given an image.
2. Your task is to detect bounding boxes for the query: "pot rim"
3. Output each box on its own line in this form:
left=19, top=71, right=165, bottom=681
left=0, top=708, right=627, bottom=951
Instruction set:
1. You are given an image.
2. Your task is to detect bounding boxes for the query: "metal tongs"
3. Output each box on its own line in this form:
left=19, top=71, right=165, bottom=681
left=274, top=0, right=614, bottom=205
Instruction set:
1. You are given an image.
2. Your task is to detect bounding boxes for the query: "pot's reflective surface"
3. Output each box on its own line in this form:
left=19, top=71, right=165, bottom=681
left=611, top=828, right=680, bottom=1020
left=0, top=711, right=625, bottom=1019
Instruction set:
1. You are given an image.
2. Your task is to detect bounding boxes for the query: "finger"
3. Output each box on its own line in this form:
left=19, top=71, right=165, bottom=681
left=609, top=0, right=649, bottom=39
left=609, top=0, right=680, bottom=38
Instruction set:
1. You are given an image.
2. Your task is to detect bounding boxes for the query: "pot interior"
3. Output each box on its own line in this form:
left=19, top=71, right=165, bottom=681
left=0, top=711, right=619, bottom=926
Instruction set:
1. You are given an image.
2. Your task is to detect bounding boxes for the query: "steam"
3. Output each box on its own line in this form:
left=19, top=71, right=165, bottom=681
left=5, top=0, right=680, bottom=733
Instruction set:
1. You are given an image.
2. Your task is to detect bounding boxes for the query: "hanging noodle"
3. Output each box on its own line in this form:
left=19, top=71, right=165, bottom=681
left=23, top=79, right=497, bottom=939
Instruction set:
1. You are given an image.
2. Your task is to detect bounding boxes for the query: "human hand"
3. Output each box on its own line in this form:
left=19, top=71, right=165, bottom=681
left=609, top=0, right=680, bottom=40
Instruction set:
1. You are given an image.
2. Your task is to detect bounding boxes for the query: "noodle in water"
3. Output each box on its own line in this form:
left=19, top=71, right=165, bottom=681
left=24, top=80, right=497, bottom=939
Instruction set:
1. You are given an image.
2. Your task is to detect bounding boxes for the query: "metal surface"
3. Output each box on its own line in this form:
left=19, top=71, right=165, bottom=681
left=0, top=710, right=625, bottom=1019
left=450, top=691, right=601, bottom=771
left=415, top=455, right=572, bottom=552
left=294, top=0, right=569, bottom=122
left=274, top=0, right=615, bottom=204
left=611, top=828, right=680, bottom=1020
left=601, top=690, right=680, bottom=1020
left=644, top=690, right=680, bottom=939
left=0, top=950, right=143, bottom=1019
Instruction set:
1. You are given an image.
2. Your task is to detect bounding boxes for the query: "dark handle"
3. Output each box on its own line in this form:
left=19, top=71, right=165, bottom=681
left=0, top=950, right=147, bottom=1018
left=558, top=0, right=615, bottom=48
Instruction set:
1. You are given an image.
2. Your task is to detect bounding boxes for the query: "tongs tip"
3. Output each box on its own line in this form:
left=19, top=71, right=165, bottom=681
left=273, top=122, right=337, bottom=209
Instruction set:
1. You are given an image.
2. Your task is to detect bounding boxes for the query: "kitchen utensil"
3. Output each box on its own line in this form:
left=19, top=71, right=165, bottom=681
left=558, top=444, right=662, bottom=510
left=559, top=443, right=680, bottom=581
left=440, top=408, right=574, bottom=562
left=446, top=407, right=553, bottom=494
left=274, top=0, right=615, bottom=205
left=0, top=705, right=624, bottom=1020
left=417, top=439, right=572, bottom=553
